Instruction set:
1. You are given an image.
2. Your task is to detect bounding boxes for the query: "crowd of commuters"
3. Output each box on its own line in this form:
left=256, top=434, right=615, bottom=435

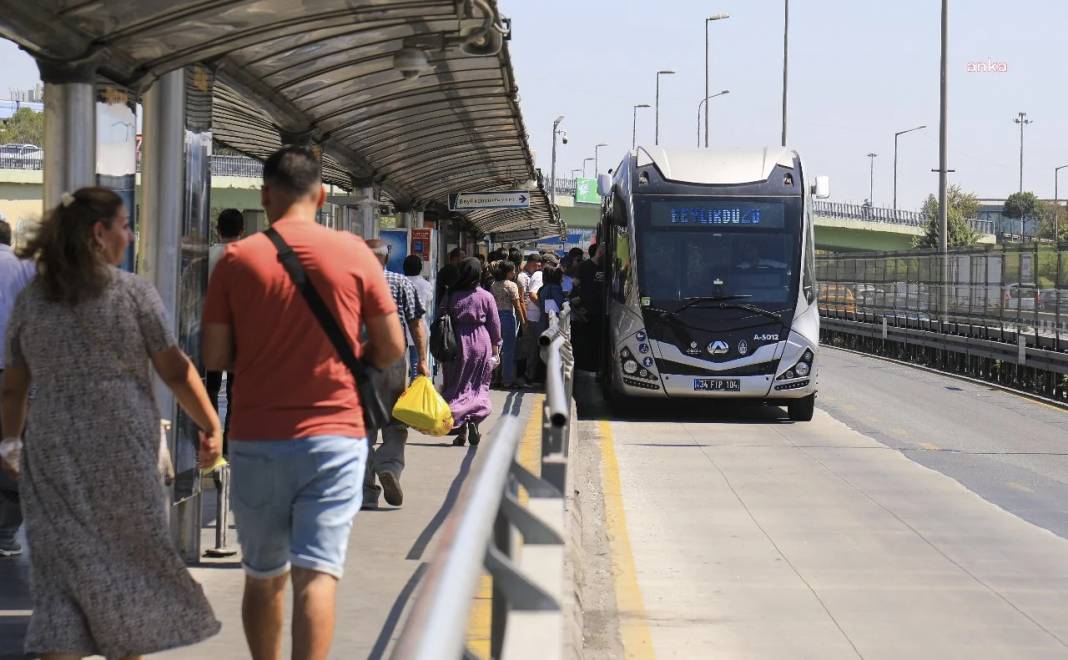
left=0, top=143, right=605, bottom=659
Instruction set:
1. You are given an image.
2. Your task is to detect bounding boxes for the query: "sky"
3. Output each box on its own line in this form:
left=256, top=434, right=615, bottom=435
left=2, top=1, right=1066, bottom=209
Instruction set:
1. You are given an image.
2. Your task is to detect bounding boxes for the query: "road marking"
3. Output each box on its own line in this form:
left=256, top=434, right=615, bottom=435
left=599, top=419, right=656, bottom=660
left=466, top=395, right=544, bottom=658
left=919, top=442, right=940, bottom=451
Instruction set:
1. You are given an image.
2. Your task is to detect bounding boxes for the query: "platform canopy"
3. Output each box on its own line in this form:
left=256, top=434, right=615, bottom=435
left=0, top=0, right=555, bottom=234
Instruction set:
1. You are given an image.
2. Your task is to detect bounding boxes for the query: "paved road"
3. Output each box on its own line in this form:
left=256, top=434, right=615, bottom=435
left=817, top=347, right=1068, bottom=539
left=578, top=352, right=1068, bottom=659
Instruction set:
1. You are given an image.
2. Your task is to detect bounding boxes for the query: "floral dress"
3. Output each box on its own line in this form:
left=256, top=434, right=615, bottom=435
left=8, top=270, right=219, bottom=657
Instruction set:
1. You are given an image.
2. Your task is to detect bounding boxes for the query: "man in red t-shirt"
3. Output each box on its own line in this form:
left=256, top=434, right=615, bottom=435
left=203, top=146, right=403, bottom=660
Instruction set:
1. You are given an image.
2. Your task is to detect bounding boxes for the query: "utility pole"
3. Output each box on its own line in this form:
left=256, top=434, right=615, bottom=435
left=935, top=0, right=950, bottom=322
left=655, top=70, right=675, bottom=145
left=1014, top=111, right=1032, bottom=193
left=1055, top=164, right=1068, bottom=243
left=632, top=104, right=650, bottom=150
left=867, top=153, right=878, bottom=207
left=893, top=125, right=926, bottom=212
left=705, top=13, right=729, bottom=148
left=550, top=115, right=564, bottom=212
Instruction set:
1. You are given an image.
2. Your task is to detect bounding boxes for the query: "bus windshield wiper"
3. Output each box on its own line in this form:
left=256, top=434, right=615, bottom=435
left=714, top=303, right=783, bottom=323
left=669, top=296, right=784, bottom=324
left=672, top=294, right=751, bottom=315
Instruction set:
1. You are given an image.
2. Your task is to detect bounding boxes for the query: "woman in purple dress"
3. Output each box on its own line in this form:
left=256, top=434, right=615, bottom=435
left=442, top=258, right=502, bottom=446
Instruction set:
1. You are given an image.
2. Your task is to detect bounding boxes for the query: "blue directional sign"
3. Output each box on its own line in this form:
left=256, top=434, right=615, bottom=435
left=448, top=190, right=531, bottom=211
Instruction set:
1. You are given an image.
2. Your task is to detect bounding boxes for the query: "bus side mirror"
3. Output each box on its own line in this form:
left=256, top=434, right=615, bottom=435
left=811, top=176, right=830, bottom=199
left=597, top=173, right=612, bottom=196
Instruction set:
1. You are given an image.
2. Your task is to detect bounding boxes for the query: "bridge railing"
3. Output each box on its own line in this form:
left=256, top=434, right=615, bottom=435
left=393, top=305, right=575, bottom=660
left=812, top=200, right=995, bottom=235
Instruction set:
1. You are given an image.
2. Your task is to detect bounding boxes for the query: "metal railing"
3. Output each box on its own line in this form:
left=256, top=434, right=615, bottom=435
left=0, top=153, right=264, bottom=178
left=394, top=304, right=575, bottom=660
left=812, top=200, right=995, bottom=235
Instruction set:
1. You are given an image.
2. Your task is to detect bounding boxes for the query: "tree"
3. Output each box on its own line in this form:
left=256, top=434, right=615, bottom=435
left=1039, top=204, right=1068, bottom=243
left=914, top=185, right=981, bottom=248
left=1002, top=191, right=1043, bottom=219
left=0, top=107, right=44, bottom=145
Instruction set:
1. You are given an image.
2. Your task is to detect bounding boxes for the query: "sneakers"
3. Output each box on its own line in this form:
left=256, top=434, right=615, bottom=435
left=378, top=471, right=403, bottom=507
left=0, top=538, right=22, bottom=557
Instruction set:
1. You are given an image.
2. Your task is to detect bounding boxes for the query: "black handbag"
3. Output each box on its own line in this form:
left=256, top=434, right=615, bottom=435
left=429, top=289, right=459, bottom=362
left=263, top=228, right=391, bottom=431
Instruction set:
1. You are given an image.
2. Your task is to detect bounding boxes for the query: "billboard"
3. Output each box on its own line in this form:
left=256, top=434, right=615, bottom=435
left=574, top=178, right=600, bottom=204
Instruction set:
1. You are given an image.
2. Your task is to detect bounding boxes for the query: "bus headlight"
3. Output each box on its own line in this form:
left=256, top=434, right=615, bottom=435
left=623, top=359, right=640, bottom=375
left=777, top=349, right=814, bottom=380
left=795, top=361, right=810, bottom=377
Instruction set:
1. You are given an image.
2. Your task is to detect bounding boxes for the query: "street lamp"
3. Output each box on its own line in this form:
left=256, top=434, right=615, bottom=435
left=704, top=13, right=730, bottom=148
left=655, top=70, right=675, bottom=145
left=570, top=168, right=581, bottom=180
left=781, top=0, right=789, bottom=146
left=1054, top=164, right=1068, bottom=243
left=1014, top=111, right=1033, bottom=193
left=632, top=104, right=650, bottom=149
left=550, top=115, right=565, bottom=211
left=582, top=157, right=595, bottom=178
left=696, top=90, right=730, bottom=147
left=893, top=124, right=926, bottom=211
left=594, top=143, right=608, bottom=177
left=867, top=153, right=878, bottom=207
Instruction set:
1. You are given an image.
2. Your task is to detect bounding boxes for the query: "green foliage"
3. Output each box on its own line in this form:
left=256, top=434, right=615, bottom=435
left=1002, top=191, right=1043, bottom=219
left=0, top=108, right=44, bottom=146
left=1038, top=204, right=1068, bottom=242
left=914, top=185, right=981, bottom=248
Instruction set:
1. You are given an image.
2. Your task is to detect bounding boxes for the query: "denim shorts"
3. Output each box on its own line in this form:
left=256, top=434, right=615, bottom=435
left=230, top=436, right=367, bottom=579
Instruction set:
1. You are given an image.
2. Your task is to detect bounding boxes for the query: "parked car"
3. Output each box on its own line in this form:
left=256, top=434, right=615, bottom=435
left=1003, top=283, right=1038, bottom=313
left=0, top=143, right=43, bottom=159
left=819, top=283, right=857, bottom=315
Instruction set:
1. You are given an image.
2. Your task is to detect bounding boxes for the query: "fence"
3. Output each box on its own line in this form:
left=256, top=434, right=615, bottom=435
left=812, top=200, right=996, bottom=235
left=0, top=153, right=264, bottom=178
left=393, top=305, right=575, bottom=660
left=817, top=246, right=1068, bottom=400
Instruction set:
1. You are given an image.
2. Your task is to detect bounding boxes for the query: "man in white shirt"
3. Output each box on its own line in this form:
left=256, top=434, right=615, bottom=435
left=0, top=218, right=35, bottom=557
left=403, top=254, right=434, bottom=379
left=516, top=253, right=543, bottom=387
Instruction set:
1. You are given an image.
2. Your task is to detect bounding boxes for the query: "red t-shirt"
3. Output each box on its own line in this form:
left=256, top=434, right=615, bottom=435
left=203, top=217, right=396, bottom=440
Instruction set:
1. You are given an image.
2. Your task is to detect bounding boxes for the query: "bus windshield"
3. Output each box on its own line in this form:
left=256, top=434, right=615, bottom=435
left=635, top=196, right=802, bottom=305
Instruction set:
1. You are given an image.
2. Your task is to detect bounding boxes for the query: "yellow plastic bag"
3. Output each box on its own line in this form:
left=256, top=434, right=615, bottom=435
left=392, top=376, right=454, bottom=436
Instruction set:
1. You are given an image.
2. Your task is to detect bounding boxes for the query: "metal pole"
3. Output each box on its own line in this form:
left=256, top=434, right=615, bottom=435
left=633, top=107, right=638, bottom=150
left=894, top=133, right=899, bottom=212
left=550, top=116, right=563, bottom=212
left=938, top=0, right=949, bottom=321
left=781, top=0, right=789, bottom=147
left=655, top=76, right=661, bottom=145
left=867, top=153, right=877, bottom=205
left=41, top=82, right=96, bottom=210
left=594, top=143, right=607, bottom=178
left=1014, top=112, right=1031, bottom=193
left=705, top=19, right=709, bottom=149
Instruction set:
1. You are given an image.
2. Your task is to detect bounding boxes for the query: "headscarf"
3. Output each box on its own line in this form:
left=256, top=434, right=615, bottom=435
left=452, top=257, right=482, bottom=291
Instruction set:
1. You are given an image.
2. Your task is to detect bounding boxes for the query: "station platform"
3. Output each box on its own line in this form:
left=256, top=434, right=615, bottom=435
left=0, top=390, right=540, bottom=660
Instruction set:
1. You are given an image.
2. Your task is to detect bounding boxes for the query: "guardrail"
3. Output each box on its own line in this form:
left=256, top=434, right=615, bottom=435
left=393, top=304, right=575, bottom=660
left=812, top=200, right=995, bottom=235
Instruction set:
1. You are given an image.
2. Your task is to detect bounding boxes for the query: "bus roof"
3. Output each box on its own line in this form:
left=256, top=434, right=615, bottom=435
left=634, top=146, right=796, bottom=186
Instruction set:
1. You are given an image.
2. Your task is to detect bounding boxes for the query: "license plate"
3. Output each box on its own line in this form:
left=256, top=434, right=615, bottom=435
left=693, top=378, right=741, bottom=392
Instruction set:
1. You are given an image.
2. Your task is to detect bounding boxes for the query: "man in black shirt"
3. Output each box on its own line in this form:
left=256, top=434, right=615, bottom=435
left=574, top=243, right=605, bottom=372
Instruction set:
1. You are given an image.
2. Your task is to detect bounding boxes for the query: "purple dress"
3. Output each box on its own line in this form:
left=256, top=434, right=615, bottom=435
left=442, top=287, right=502, bottom=427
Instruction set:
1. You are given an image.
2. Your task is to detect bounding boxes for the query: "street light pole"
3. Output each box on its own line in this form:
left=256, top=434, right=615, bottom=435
left=655, top=70, right=675, bottom=146
left=705, top=13, right=730, bottom=149
left=781, top=0, right=789, bottom=146
left=570, top=168, right=581, bottom=180
left=594, top=143, right=608, bottom=177
left=1014, top=111, right=1032, bottom=193
left=696, top=90, right=730, bottom=148
left=582, top=157, right=595, bottom=178
left=867, top=153, right=878, bottom=207
left=550, top=115, right=564, bottom=211
left=937, top=0, right=949, bottom=321
left=1054, top=164, right=1068, bottom=243
left=893, top=124, right=927, bottom=211
left=632, top=104, right=650, bottom=150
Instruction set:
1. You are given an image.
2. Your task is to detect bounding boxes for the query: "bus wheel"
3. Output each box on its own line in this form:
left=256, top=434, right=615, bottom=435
left=788, top=395, right=815, bottom=422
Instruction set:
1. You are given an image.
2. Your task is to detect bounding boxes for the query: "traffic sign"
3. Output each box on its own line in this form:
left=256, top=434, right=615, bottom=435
left=448, top=191, right=531, bottom=210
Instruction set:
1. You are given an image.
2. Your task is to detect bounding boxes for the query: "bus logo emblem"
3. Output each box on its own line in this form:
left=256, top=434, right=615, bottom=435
left=738, top=340, right=749, bottom=355
left=707, top=340, right=729, bottom=356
